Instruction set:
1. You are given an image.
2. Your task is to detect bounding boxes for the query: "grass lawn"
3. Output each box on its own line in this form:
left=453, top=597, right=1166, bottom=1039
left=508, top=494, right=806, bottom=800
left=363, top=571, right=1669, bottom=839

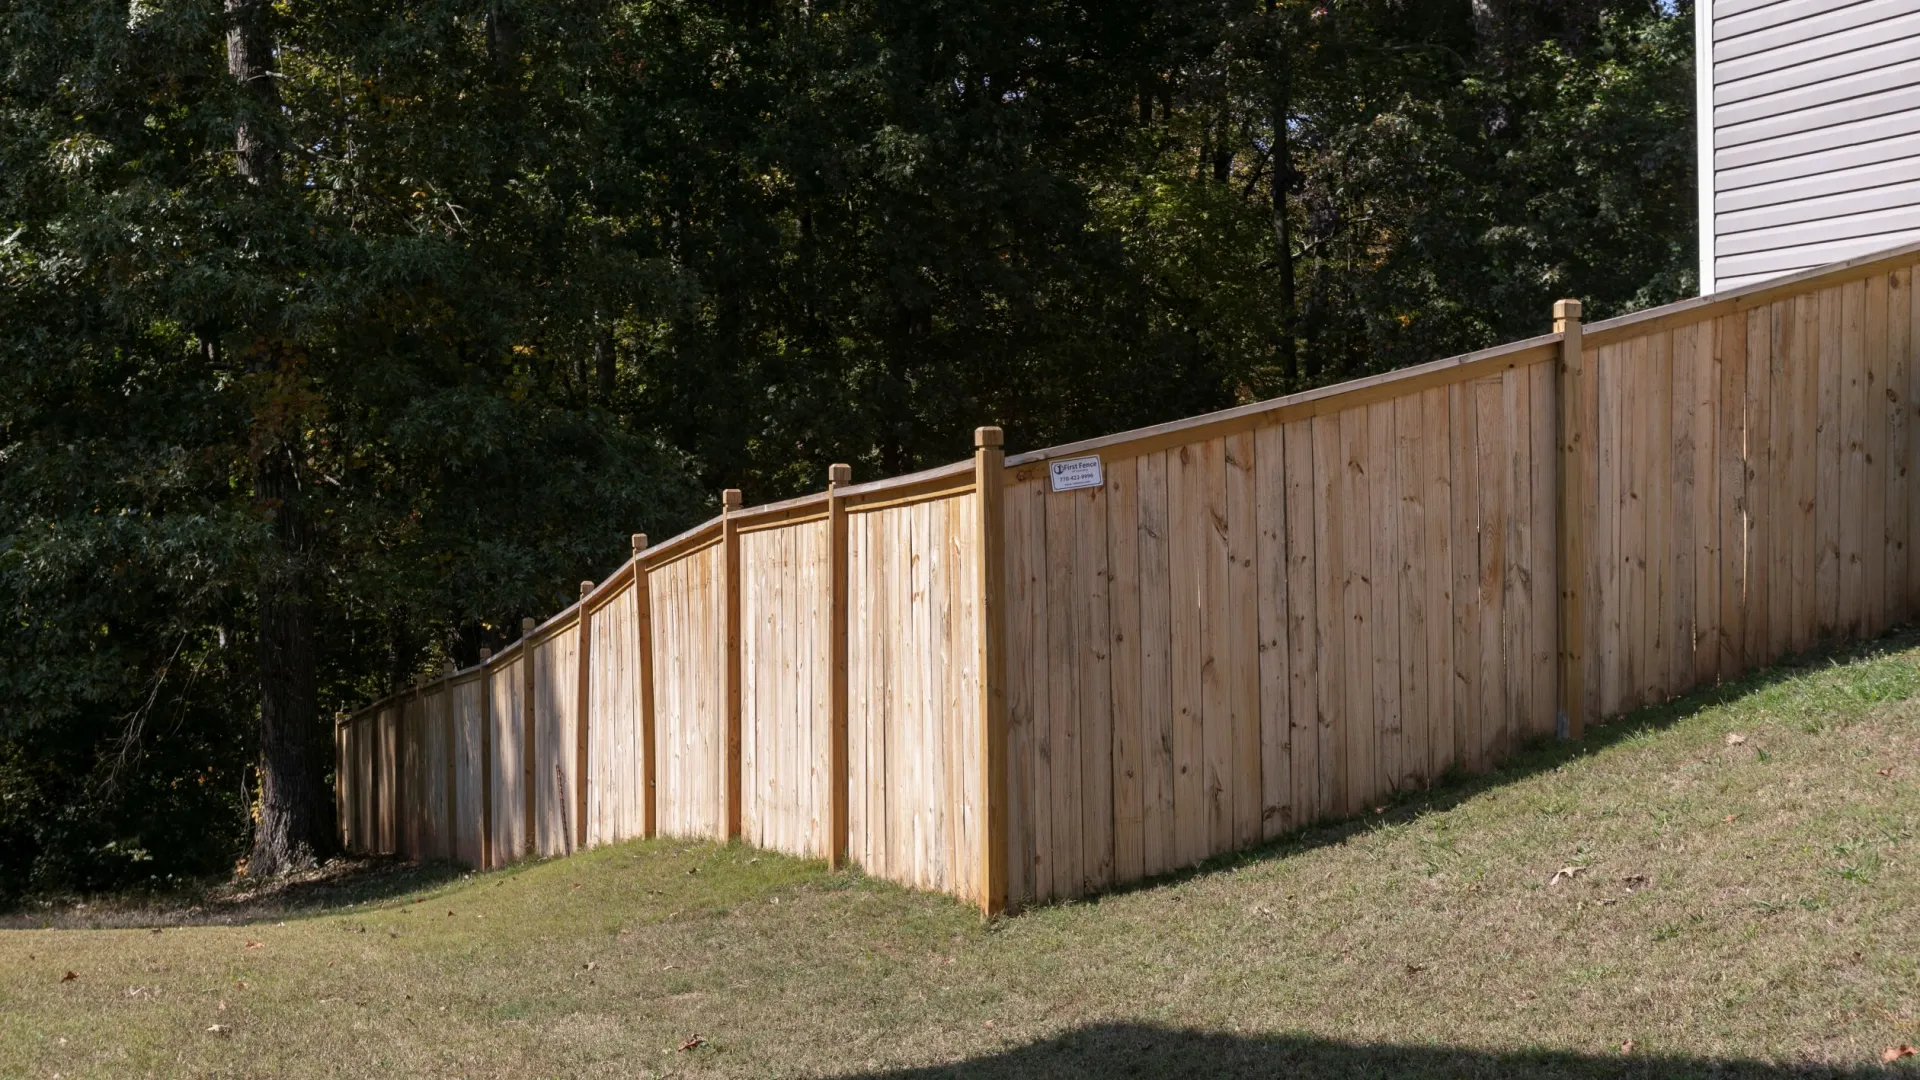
left=5, top=632, right=1920, bottom=1078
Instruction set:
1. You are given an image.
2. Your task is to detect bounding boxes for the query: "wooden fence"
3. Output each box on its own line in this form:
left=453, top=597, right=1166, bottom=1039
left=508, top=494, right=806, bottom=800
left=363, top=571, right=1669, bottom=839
left=338, top=240, right=1920, bottom=914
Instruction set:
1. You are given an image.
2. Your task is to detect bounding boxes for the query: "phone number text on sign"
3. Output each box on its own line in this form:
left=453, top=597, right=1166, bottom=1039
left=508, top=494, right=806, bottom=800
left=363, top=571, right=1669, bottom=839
left=1047, top=455, right=1103, bottom=493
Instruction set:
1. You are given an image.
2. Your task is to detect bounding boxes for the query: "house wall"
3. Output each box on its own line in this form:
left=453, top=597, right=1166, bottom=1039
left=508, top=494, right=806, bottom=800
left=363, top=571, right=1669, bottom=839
left=1703, top=0, right=1920, bottom=292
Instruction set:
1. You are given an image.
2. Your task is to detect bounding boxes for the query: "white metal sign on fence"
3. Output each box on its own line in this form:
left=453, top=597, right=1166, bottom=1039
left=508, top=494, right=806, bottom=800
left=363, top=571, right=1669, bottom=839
left=1047, top=455, right=1103, bottom=492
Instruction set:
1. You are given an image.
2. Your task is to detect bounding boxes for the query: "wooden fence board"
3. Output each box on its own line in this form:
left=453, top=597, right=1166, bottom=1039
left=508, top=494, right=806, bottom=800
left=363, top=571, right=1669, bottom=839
left=1281, top=421, right=1322, bottom=827
left=1136, top=453, right=1176, bottom=878
left=1168, top=443, right=1207, bottom=869
left=1044, top=477, right=1085, bottom=890
left=1719, top=312, right=1750, bottom=676
left=1076, top=483, right=1114, bottom=891
left=1394, top=393, right=1428, bottom=786
left=1473, top=377, right=1507, bottom=759
left=1419, top=389, right=1454, bottom=782
left=1817, top=286, right=1844, bottom=638
left=1448, top=384, right=1481, bottom=774
left=1839, top=280, right=1868, bottom=637
left=1339, top=407, right=1375, bottom=811
left=1107, top=458, right=1145, bottom=881
left=1744, top=307, right=1773, bottom=670
left=1199, top=438, right=1232, bottom=854
left=1226, top=431, right=1261, bottom=850
left=1367, top=400, right=1402, bottom=803
left=1254, top=422, right=1293, bottom=837
left=1888, top=268, right=1913, bottom=621
left=1864, top=272, right=1892, bottom=636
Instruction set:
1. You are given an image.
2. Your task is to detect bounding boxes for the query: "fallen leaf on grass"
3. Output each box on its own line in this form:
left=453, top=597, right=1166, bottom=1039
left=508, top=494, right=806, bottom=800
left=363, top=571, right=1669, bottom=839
left=1548, top=866, right=1588, bottom=886
left=205, top=1025, right=231, bottom=1036
left=1879, top=768, right=1895, bottom=777
left=582, top=962, right=597, bottom=971
left=1725, top=733, right=1747, bottom=745
left=1621, top=874, right=1650, bottom=890
left=678, top=1035, right=707, bottom=1052
left=61, top=971, right=78, bottom=983
left=1620, top=1040, right=1635, bottom=1053
left=234, top=981, right=249, bottom=990
left=1724, top=814, right=1738, bottom=824
left=244, top=941, right=263, bottom=950
left=1885, top=1045, right=1916, bottom=1063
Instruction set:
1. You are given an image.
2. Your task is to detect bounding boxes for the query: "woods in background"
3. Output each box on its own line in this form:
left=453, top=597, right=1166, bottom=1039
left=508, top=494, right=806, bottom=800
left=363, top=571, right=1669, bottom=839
left=0, top=0, right=1692, bottom=895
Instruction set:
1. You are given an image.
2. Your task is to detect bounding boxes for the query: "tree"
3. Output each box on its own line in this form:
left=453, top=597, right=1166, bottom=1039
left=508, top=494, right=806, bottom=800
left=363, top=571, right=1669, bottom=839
left=0, top=0, right=1693, bottom=894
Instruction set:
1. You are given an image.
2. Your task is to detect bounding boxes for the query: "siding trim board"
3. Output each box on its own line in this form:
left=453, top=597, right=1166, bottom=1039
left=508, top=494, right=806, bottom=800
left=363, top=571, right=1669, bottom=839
left=1702, top=0, right=1920, bottom=295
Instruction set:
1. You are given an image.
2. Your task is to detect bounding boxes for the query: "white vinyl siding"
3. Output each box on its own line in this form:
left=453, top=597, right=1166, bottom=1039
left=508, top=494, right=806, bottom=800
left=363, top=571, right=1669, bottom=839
left=1703, top=0, right=1920, bottom=292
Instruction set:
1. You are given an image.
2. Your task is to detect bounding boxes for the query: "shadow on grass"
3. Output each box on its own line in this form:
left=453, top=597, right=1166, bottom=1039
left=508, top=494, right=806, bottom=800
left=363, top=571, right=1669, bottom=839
left=0, top=855, right=473, bottom=930
left=849, top=1022, right=1899, bottom=1078
left=1060, top=625, right=1920, bottom=908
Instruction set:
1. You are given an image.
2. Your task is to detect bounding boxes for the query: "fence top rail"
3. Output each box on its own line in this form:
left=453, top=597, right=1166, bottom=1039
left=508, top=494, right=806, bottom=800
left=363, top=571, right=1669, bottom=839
left=837, top=459, right=975, bottom=507
left=640, top=517, right=724, bottom=568
left=524, top=602, right=582, bottom=646
left=1003, top=331, right=1561, bottom=471
left=1585, top=237, right=1920, bottom=349
left=338, top=619, right=540, bottom=727
left=730, top=490, right=830, bottom=530
left=581, top=558, right=639, bottom=615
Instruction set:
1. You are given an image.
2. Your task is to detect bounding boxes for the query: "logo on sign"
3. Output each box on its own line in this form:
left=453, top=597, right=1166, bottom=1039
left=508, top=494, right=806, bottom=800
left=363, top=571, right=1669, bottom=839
left=1048, top=455, right=1104, bottom=493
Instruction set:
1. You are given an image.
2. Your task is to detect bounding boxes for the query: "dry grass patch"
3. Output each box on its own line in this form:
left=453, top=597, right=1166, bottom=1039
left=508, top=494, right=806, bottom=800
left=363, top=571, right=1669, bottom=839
left=4, top=632, right=1920, bottom=1078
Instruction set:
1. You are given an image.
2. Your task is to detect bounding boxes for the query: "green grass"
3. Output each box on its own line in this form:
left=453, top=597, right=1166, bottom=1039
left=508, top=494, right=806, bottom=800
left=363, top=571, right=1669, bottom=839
left=6, top=633, right=1920, bottom=1078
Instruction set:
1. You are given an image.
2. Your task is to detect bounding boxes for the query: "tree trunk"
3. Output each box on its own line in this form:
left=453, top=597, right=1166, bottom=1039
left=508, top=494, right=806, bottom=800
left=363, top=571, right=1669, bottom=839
left=1266, top=8, right=1298, bottom=384
left=252, top=445, right=328, bottom=876
left=228, top=0, right=333, bottom=875
left=226, top=0, right=279, bottom=184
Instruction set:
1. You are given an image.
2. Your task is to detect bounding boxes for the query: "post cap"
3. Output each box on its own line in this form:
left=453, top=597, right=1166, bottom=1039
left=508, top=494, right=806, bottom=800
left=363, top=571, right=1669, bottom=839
left=1553, top=298, right=1583, bottom=322
left=631, top=532, right=647, bottom=556
left=721, top=488, right=743, bottom=511
left=974, top=425, right=1004, bottom=449
left=580, top=579, right=594, bottom=599
left=442, top=660, right=456, bottom=676
left=479, top=646, right=493, bottom=661
left=521, top=616, right=536, bottom=634
left=828, top=463, right=852, bottom=487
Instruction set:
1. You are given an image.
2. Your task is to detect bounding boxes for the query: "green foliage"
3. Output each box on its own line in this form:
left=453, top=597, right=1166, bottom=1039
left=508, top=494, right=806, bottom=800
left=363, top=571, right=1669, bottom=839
left=0, top=0, right=1696, bottom=896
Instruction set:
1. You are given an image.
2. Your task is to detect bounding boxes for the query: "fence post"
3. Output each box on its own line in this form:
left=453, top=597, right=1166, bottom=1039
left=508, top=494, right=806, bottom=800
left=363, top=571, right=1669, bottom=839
left=442, top=661, right=457, bottom=861
left=826, top=464, right=853, bottom=869
left=722, top=488, right=745, bottom=840
left=410, top=676, right=427, bottom=858
left=334, top=720, right=345, bottom=850
left=478, top=646, right=493, bottom=870
left=1555, top=299, right=1588, bottom=740
left=576, top=579, right=594, bottom=853
left=633, top=534, right=657, bottom=840
left=974, top=427, right=1009, bottom=916
left=521, top=615, right=537, bottom=856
